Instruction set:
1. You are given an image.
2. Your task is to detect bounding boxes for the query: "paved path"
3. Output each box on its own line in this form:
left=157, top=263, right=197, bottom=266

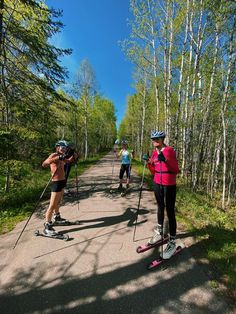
left=0, top=152, right=234, bottom=314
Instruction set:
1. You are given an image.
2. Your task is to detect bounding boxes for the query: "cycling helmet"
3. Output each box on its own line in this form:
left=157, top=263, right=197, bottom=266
left=121, top=140, right=128, bottom=145
left=150, top=130, right=166, bottom=139
left=55, top=140, right=69, bottom=148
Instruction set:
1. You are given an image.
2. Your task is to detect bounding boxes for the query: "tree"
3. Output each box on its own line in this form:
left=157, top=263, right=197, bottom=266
left=0, top=0, right=71, bottom=191
left=72, top=59, right=97, bottom=159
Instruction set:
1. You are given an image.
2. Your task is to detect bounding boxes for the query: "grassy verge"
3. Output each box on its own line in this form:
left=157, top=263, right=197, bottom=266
left=0, top=152, right=107, bottom=235
left=132, top=159, right=236, bottom=296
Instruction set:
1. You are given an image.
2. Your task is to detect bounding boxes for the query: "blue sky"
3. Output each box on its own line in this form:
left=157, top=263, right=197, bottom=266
left=45, top=0, right=135, bottom=127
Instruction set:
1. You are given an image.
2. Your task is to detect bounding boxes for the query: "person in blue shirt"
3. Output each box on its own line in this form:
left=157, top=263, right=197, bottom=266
left=117, top=140, right=134, bottom=191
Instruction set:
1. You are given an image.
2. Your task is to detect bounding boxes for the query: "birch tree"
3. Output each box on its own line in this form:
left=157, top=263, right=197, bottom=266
left=72, top=59, right=97, bottom=159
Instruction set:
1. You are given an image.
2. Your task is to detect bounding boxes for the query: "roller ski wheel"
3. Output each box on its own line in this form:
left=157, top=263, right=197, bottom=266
left=53, top=220, right=80, bottom=226
left=136, top=236, right=169, bottom=253
left=147, top=245, right=182, bottom=270
left=34, top=230, right=69, bottom=241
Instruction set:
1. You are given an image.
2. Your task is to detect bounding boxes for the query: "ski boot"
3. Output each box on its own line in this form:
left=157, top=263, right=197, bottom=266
left=53, top=213, right=69, bottom=226
left=64, top=189, right=72, bottom=197
left=43, top=222, right=57, bottom=236
left=117, top=184, right=123, bottom=191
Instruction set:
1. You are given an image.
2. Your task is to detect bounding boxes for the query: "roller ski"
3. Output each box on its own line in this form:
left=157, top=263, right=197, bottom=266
left=109, top=183, right=123, bottom=194
left=34, top=230, right=69, bottom=241
left=109, top=184, right=124, bottom=194
left=137, top=224, right=169, bottom=253
left=34, top=221, right=69, bottom=241
left=147, top=244, right=183, bottom=270
left=53, top=220, right=80, bottom=226
left=121, top=184, right=131, bottom=197
left=52, top=213, right=80, bottom=226
left=136, top=235, right=169, bottom=253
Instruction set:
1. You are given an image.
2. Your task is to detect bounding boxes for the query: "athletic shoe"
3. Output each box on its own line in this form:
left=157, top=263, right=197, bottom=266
left=44, top=222, right=57, bottom=236
left=161, top=240, right=176, bottom=259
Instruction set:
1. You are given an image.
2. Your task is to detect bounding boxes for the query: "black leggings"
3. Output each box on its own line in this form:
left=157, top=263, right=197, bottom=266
left=153, top=183, right=176, bottom=237
left=119, top=164, right=131, bottom=179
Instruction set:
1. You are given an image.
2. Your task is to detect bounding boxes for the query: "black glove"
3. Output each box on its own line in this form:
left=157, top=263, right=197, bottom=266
left=66, top=148, right=75, bottom=158
left=158, top=151, right=166, bottom=162
left=142, top=153, right=148, bottom=161
left=59, top=152, right=70, bottom=160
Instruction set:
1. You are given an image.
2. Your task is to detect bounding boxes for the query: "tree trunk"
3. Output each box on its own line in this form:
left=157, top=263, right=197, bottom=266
left=195, top=22, right=219, bottom=187
left=191, top=0, right=205, bottom=189
left=176, top=0, right=190, bottom=154
left=140, top=75, right=147, bottom=159
left=147, top=0, right=160, bottom=130
left=220, top=27, right=234, bottom=208
left=181, top=3, right=193, bottom=180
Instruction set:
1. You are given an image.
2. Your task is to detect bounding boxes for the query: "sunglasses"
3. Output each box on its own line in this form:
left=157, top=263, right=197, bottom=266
left=59, top=146, right=67, bottom=151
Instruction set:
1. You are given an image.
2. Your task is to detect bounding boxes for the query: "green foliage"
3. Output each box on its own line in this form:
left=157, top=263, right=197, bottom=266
left=0, top=3, right=117, bottom=193
left=120, top=0, right=236, bottom=208
left=0, top=152, right=107, bottom=234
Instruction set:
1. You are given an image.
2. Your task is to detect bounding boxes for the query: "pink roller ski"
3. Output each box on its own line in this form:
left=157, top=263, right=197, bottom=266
left=136, top=236, right=169, bottom=253
left=147, top=245, right=182, bottom=270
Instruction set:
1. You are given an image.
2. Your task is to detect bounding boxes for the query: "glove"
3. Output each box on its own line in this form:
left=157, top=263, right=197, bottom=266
left=142, top=153, right=149, bottom=161
left=66, top=148, right=75, bottom=158
left=59, top=154, right=66, bottom=161
left=158, top=151, right=166, bottom=162
left=59, top=153, right=70, bottom=161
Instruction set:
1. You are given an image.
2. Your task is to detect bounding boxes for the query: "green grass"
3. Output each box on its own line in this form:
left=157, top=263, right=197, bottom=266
left=132, top=159, right=236, bottom=295
left=0, top=152, right=107, bottom=234
left=176, top=184, right=236, bottom=293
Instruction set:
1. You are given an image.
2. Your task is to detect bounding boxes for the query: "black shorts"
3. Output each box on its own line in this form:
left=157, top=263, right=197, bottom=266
left=51, top=180, right=66, bottom=192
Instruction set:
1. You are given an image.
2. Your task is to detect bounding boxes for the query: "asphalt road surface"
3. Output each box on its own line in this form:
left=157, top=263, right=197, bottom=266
left=0, top=152, right=234, bottom=314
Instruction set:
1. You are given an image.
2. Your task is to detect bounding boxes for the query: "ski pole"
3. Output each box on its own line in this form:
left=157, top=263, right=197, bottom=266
left=13, top=173, right=54, bottom=249
left=109, top=149, right=116, bottom=193
left=133, top=158, right=146, bottom=241
left=74, top=161, right=80, bottom=214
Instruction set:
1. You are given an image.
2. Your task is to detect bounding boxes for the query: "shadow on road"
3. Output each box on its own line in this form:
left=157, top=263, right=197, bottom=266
left=1, top=236, right=233, bottom=314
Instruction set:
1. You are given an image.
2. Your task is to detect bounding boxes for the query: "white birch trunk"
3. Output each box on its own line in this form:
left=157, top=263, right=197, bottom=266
left=163, top=0, right=169, bottom=134
left=140, top=75, right=147, bottom=159
left=181, top=4, right=193, bottom=178
left=191, top=0, right=205, bottom=188
left=166, top=1, right=173, bottom=140
left=147, top=0, right=160, bottom=130
left=195, top=22, right=219, bottom=186
left=176, top=0, right=190, bottom=154
left=220, top=28, right=234, bottom=208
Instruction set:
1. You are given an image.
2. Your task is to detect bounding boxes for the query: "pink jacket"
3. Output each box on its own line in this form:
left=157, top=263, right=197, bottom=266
left=150, top=146, right=179, bottom=186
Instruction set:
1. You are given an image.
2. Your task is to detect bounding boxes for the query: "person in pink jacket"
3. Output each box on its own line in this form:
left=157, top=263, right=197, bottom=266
left=147, top=130, right=179, bottom=259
